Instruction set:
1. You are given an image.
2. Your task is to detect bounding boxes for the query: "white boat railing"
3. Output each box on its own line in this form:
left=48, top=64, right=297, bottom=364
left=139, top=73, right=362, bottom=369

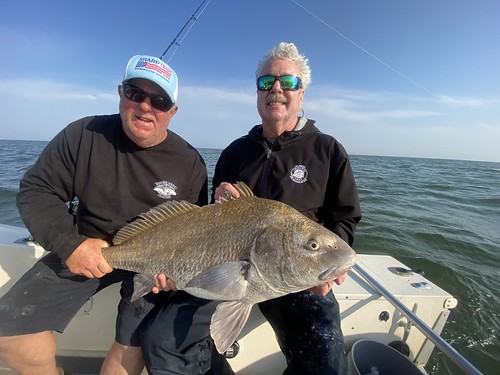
left=353, top=263, right=483, bottom=375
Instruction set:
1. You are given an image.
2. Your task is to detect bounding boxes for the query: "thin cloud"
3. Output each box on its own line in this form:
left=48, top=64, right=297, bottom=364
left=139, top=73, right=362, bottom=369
left=0, top=79, right=116, bottom=102
left=306, top=88, right=445, bottom=123
left=1, top=78, right=499, bottom=162
left=437, top=94, right=489, bottom=107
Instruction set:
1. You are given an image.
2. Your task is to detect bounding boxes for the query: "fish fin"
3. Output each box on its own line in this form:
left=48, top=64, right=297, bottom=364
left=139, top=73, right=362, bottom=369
left=210, top=301, right=253, bottom=354
left=233, top=181, right=254, bottom=198
left=184, top=261, right=249, bottom=300
left=131, top=274, right=155, bottom=302
left=113, top=200, right=201, bottom=245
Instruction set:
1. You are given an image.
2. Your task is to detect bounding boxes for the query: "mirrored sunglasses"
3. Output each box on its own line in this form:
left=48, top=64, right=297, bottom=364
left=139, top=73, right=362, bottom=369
left=256, top=75, right=303, bottom=91
left=122, top=83, right=174, bottom=112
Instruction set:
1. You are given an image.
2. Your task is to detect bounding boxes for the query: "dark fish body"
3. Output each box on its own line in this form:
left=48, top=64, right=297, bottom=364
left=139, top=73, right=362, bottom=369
left=103, top=182, right=356, bottom=353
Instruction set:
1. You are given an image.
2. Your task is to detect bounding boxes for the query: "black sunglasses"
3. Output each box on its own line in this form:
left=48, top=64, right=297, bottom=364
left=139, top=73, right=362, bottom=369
left=122, top=83, right=174, bottom=112
left=256, top=75, right=303, bottom=91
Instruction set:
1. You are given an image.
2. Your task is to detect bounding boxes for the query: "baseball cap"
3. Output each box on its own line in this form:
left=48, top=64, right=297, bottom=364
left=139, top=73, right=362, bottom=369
left=123, top=55, right=178, bottom=104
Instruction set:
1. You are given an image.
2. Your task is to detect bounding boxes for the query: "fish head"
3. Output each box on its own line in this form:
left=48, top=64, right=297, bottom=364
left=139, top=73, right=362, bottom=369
left=252, top=210, right=357, bottom=293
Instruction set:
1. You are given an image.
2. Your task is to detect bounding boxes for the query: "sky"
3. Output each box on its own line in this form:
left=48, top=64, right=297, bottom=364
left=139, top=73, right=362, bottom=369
left=1, top=0, right=499, bottom=162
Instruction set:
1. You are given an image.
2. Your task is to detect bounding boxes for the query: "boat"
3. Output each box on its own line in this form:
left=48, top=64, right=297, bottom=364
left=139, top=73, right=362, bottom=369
left=0, top=223, right=483, bottom=374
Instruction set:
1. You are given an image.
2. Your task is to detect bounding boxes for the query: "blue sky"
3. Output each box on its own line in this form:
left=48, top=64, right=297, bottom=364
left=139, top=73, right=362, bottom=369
left=1, top=0, right=499, bottom=162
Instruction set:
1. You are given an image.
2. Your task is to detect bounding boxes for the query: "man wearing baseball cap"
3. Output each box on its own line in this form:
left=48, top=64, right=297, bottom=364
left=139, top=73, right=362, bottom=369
left=0, top=55, right=209, bottom=374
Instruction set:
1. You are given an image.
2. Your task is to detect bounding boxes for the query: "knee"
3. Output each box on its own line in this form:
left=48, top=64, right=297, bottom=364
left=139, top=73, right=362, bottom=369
left=101, top=342, right=144, bottom=374
left=0, top=336, right=13, bottom=362
left=0, top=332, right=57, bottom=370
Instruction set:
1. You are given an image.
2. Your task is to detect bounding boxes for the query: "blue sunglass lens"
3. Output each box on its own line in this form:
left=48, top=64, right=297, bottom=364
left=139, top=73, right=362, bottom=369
left=257, top=75, right=302, bottom=91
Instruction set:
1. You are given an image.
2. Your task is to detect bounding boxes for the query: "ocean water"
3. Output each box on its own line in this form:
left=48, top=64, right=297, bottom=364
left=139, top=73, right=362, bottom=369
left=0, top=139, right=498, bottom=374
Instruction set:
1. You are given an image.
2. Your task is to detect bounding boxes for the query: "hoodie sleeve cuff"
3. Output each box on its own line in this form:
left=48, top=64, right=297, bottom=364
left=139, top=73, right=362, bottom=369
left=52, top=234, right=88, bottom=263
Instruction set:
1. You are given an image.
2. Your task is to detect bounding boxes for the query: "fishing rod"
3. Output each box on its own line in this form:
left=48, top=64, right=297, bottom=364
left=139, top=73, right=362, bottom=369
left=290, top=0, right=435, bottom=97
left=159, top=0, right=212, bottom=62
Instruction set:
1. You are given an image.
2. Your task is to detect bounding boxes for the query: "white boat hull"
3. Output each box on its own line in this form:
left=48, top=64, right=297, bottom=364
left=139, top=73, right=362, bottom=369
left=0, top=224, right=456, bottom=374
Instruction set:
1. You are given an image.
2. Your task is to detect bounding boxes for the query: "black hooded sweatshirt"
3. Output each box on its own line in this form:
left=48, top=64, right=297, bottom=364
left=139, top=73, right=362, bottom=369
left=212, top=118, right=361, bottom=246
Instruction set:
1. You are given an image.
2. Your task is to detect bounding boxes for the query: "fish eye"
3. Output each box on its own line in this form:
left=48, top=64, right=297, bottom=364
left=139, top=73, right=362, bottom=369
left=307, top=239, right=320, bottom=251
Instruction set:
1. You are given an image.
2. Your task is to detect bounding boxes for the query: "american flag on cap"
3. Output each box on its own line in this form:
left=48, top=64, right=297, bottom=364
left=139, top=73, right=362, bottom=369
left=136, top=59, right=172, bottom=80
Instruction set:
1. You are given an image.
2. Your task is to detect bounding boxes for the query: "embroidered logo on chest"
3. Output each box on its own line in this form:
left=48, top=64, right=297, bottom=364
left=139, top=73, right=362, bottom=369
left=154, top=181, right=177, bottom=199
left=290, top=165, right=308, bottom=184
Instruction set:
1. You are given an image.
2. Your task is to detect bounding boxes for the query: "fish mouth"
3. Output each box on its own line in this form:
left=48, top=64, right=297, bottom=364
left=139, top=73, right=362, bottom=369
left=319, top=253, right=357, bottom=281
left=319, top=264, right=353, bottom=282
left=319, top=267, right=341, bottom=281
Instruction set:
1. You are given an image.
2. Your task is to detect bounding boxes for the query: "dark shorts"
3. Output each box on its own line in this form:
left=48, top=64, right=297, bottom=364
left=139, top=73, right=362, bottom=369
left=141, top=291, right=234, bottom=375
left=0, top=252, right=163, bottom=346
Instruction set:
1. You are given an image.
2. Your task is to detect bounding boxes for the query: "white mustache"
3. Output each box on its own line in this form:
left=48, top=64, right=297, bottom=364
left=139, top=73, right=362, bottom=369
left=266, top=94, right=288, bottom=104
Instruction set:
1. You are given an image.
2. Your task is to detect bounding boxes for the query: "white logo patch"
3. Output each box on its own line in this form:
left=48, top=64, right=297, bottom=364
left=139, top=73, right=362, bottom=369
left=290, top=165, right=308, bottom=184
left=154, top=181, right=177, bottom=199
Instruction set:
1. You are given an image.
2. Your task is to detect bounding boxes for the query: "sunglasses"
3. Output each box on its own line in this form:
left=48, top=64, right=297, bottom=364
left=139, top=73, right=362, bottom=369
left=122, top=83, right=174, bottom=112
left=256, top=75, right=303, bottom=91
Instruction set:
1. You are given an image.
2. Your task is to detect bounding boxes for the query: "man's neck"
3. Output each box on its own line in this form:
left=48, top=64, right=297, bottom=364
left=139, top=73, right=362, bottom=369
left=262, top=117, right=306, bottom=140
left=262, top=118, right=299, bottom=140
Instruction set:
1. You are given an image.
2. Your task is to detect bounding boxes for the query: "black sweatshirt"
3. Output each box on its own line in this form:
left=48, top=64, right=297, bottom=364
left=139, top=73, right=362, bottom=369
left=212, top=118, right=361, bottom=246
left=17, top=114, right=208, bottom=261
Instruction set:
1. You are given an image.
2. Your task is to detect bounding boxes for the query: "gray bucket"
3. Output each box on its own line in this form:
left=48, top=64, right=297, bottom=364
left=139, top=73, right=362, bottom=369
left=348, top=339, right=422, bottom=375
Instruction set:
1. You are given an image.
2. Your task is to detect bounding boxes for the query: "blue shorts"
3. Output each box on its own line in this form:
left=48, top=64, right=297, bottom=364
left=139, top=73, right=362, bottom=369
left=0, top=252, right=164, bottom=346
